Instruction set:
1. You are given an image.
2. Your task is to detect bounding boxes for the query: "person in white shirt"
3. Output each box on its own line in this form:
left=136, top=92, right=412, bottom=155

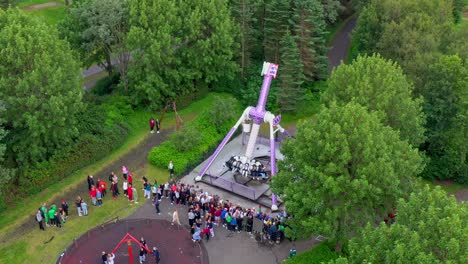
left=168, top=161, right=174, bottom=176
left=107, top=253, right=115, bottom=264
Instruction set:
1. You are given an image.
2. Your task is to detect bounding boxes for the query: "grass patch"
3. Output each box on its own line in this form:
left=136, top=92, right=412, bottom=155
left=284, top=242, right=339, bottom=264
left=0, top=93, right=228, bottom=263
left=24, top=5, right=66, bottom=25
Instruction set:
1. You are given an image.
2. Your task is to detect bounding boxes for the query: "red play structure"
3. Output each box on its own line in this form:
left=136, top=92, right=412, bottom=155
left=110, top=233, right=151, bottom=264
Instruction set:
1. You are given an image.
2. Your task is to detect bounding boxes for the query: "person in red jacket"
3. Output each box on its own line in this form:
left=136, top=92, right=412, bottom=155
left=89, top=186, right=97, bottom=206
left=127, top=183, right=133, bottom=202
left=128, top=173, right=133, bottom=185
left=98, top=180, right=107, bottom=198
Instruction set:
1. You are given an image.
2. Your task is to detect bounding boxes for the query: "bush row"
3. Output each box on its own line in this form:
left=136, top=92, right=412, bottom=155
left=1, top=95, right=132, bottom=207
left=148, top=96, right=239, bottom=176
left=17, top=123, right=129, bottom=195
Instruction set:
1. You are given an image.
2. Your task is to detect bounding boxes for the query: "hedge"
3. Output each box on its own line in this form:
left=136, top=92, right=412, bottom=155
left=0, top=96, right=132, bottom=209
left=148, top=96, right=240, bottom=176
left=17, top=123, right=129, bottom=195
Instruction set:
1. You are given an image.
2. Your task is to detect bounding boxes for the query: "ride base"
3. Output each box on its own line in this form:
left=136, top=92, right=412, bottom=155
left=193, top=134, right=283, bottom=209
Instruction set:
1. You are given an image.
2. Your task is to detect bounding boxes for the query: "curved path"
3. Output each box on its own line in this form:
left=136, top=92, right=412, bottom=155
left=327, top=17, right=357, bottom=74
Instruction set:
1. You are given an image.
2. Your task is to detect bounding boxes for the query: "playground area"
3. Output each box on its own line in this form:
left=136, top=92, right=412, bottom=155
left=58, top=218, right=208, bottom=264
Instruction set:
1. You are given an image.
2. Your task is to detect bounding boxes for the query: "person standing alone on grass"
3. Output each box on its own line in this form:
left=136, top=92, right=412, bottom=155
left=150, top=117, right=156, bottom=134
left=36, top=210, right=45, bottom=231
left=168, top=161, right=174, bottom=176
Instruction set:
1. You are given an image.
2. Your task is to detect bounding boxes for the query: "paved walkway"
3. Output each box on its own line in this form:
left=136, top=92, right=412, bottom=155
left=128, top=197, right=319, bottom=264
left=327, top=17, right=357, bottom=74
left=23, top=1, right=60, bottom=10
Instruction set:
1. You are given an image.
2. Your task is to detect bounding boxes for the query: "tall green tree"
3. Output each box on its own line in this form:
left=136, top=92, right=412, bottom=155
left=272, top=102, right=423, bottom=252
left=342, top=185, right=468, bottom=263
left=127, top=0, right=237, bottom=109
left=177, top=0, right=238, bottom=88
left=0, top=9, right=83, bottom=166
left=127, top=0, right=180, bottom=108
left=263, top=0, right=291, bottom=63
left=59, top=0, right=130, bottom=89
left=352, top=0, right=453, bottom=58
left=0, top=107, right=13, bottom=200
left=377, top=13, right=441, bottom=73
left=419, top=55, right=467, bottom=181
left=323, top=54, right=426, bottom=147
left=277, top=30, right=304, bottom=112
left=229, top=0, right=258, bottom=79
left=292, top=0, right=328, bottom=81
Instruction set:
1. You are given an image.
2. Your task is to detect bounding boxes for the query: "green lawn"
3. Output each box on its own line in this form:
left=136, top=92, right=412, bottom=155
left=24, top=5, right=66, bottom=25
left=0, top=93, right=227, bottom=263
left=20, top=0, right=67, bottom=26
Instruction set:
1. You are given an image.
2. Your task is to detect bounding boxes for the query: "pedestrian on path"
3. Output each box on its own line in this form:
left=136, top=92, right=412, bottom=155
left=87, top=175, right=94, bottom=191
left=150, top=117, right=155, bottom=134
left=172, top=209, right=181, bottom=226
left=153, top=196, right=160, bottom=215
left=156, top=118, right=160, bottom=134
left=152, top=246, right=161, bottom=264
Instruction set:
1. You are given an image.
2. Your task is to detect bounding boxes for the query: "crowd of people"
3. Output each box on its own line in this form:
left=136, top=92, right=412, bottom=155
left=150, top=179, right=291, bottom=245
left=34, top=158, right=290, bottom=263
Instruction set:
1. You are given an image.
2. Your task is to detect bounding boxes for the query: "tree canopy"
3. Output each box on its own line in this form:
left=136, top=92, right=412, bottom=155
left=272, top=102, right=423, bottom=251
left=0, top=9, right=83, bottom=166
left=59, top=0, right=130, bottom=86
left=419, top=55, right=467, bottom=181
left=323, top=54, right=426, bottom=147
left=342, top=185, right=468, bottom=263
left=127, top=0, right=238, bottom=109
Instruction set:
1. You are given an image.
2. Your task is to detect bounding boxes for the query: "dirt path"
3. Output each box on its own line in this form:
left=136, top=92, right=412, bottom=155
left=0, top=130, right=171, bottom=244
left=23, top=1, right=60, bottom=10
left=327, top=17, right=357, bottom=74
